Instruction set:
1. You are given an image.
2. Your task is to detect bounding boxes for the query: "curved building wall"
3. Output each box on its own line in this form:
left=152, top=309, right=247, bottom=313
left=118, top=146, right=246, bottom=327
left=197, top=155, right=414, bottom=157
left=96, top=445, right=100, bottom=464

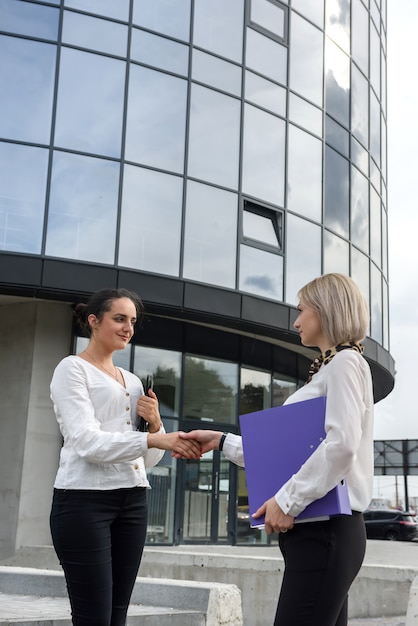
left=0, top=0, right=394, bottom=552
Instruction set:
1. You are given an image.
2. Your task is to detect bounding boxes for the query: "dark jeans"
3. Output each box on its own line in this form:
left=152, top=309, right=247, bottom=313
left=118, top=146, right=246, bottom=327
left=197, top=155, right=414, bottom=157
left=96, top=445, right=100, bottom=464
left=274, top=511, right=366, bottom=626
left=50, top=487, right=147, bottom=626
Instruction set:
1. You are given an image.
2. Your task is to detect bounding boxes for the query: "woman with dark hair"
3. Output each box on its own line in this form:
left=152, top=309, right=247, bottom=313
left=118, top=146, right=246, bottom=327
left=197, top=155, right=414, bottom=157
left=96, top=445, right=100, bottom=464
left=49, top=288, right=200, bottom=626
left=178, top=274, right=374, bottom=626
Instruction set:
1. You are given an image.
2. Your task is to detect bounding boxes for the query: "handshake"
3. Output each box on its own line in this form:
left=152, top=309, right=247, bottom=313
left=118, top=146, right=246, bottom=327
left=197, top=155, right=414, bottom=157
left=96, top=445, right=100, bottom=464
left=146, top=428, right=224, bottom=460
left=172, top=430, right=224, bottom=459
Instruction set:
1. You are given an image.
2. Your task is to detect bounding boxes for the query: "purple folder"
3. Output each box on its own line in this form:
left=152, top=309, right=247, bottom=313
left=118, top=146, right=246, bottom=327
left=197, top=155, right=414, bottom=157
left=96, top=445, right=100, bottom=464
left=239, top=396, right=351, bottom=527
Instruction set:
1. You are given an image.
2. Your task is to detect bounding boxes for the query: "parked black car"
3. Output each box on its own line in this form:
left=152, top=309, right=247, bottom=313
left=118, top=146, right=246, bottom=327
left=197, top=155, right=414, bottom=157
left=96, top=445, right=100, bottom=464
left=363, top=509, right=418, bottom=541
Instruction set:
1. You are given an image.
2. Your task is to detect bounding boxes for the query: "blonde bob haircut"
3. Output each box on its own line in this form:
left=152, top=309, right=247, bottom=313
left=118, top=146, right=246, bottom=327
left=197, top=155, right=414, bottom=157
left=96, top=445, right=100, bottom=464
left=297, top=273, right=369, bottom=346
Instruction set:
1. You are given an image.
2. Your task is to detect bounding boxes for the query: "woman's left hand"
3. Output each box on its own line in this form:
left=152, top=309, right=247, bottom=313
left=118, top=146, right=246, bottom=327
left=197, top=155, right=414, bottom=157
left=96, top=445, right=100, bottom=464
left=253, top=497, right=294, bottom=535
left=136, top=389, right=162, bottom=433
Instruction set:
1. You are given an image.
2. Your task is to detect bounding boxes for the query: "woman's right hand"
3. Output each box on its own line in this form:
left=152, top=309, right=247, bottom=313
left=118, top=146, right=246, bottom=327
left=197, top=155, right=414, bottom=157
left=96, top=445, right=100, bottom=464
left=172, top=430, right=223, bottom=458
left=147, top=431, right=202, bottom=459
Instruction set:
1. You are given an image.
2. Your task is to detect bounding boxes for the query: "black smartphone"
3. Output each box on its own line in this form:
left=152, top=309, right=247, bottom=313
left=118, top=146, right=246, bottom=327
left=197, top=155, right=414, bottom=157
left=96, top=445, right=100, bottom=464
left=138, top=375, right=154, bottom=432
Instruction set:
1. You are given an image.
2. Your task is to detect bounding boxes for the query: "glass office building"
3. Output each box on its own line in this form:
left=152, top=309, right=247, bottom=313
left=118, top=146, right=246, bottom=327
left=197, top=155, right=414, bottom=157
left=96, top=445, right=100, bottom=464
left=0, top=0, right=394, bottom=554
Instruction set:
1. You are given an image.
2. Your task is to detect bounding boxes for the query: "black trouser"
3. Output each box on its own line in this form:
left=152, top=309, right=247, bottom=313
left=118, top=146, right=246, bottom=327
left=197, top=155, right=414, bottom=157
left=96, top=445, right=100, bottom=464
left=50, top=487, right=147, bottom=626
left=274, top=511, right=366, bottom=626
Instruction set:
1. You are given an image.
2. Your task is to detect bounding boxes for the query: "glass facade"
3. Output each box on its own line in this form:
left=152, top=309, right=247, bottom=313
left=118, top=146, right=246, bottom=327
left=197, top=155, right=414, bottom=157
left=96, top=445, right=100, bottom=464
left=0, top=0, right=391, bottom=545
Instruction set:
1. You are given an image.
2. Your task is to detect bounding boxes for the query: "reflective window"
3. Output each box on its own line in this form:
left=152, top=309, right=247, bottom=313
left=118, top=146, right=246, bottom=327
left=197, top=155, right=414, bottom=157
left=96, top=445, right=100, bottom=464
left=243, top=202, right=282, bottom=250
left=65, top=0, right=130, bottom=20
left=250, top=0, right=286, bottom=40
left=119, top=166, right=183, bottom=276
left=370, top=158, right=380, bottom=192
left=183, top=355, right=239, bottom=424
left=132, top=0, right=191, bottom=41
left=188, top=85, right=240, bottom=189
left=325, top=37, right=350, bottom=128
left=242, top=104, right=285, bottom=207
left=287, top=125, right=322, bottom=221
left=351, top=63, right=369, bottom=148
left=370, top=22, right=381, bottom=98
left=382, top=207, right=388, bottom=277
left=381, top=47, right=387, bottom=118
left=240, top=368, right=271, bottom=414
left=324, top=146, right=349, bottom=238
left=289, top=13, right=323, bottom=106
left=125, top=65, right=187, bottom=174
left=352, top=0, right=369, bottom=77
left=239, top=244, right=283, bottom=301
left=0, top=0, right=59, bottom=39
left=382, top=279, right=388, bottom=349
left=325, top=116, right=349, bottom=156
left=323, top=230, right=349, bottom=275
left=285, top=214, right=321, bottom=305
left=351, top=136, right=368, bottom=176
left=291, top=0, right=324, bottom=28
left=193, top=0, right=244, bottom=62
left=272, top=374, right=297, bottom=406
left=350, top=166, right=369, bottom=253
left=183, top=181, right=237, bottom=288
left=54, top=48, right=125, bottom=157
left=351, top=247, right=370, bottom=326
left=62, top=11, right=128, bottom=57
left=134, top=346, right=182, bottom=417
left=381, top=115, right=387, bottom=182
left=0, top=142, right=48, bottom=254
left=245, top=71, right=286, bottom=116
left=131, top=29, right=189, bottom=76
left=0, top=36, right=56, bottom=144
left=370, top=90, right=381, bottom=167
left=370, top=187, right=381, bottom=267
left=192, top=50, right=242, bottom=96
left=289, top=94, right=322, bottom=137
left=370, top=264, right=382, bottom=343
left=246, top=28, right=287, bottom=85
left=325, top=0, right=350, bottom=54
left=45, top=152, right=119, bottom=264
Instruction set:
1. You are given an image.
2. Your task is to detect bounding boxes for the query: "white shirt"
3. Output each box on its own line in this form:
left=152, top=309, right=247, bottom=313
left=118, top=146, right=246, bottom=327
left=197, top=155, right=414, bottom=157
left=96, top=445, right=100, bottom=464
left=222, top=350, right=374, bottom=517
left=50, top=355, right=165, bottom=490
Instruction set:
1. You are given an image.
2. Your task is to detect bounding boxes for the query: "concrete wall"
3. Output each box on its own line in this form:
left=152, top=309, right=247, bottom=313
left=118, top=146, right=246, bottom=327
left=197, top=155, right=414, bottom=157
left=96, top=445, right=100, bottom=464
left=0, top=300, right=72, bottom=559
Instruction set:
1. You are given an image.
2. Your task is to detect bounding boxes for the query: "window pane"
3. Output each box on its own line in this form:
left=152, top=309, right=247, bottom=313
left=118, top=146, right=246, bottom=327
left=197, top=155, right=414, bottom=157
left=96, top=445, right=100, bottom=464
left=0, top=37, right=56, bottom=144
left=250, top=0, right=285, bottom=39
left=246, top=28, right=287, bottom=84
left=325, top=37, right=350, bottom=127
left=243, top=212, right=278, bottom=248
left=239, top=244, right=283, bottom=301
left=382, top=207, right=388, bottom=277
left=133, top=346, right=182, bottom=417
left=351, top=136, right=368, bottom=176
left=126, top=66, right=187, bottom=173
left=62, top=11, right=128, bottom=57
left=273, top=374, right=297, bottom=406
left=325, top=116, right=349, bottom=156
left=324, top=146, right=349, bottom=238
left=132, top=0, right=191, bottom=41
left=325, top=0, right=350, bottom=54
left=291, top=0, right=324, bottom=28
left=0, top=142, right=48, bottom=254
left=54, top=48, right=125, bottom=157
left=370, top=264, right=382, bottom=343
left=289, top=13, right=323, bottom=106
left=65, top=0, right=130, bottom=20
left=352, top=0, right=369, bottom=77
left=192, top=50, right=242, bottom=96
left=245, top=71, right=286, bottom=116
left=131, top=29, right=189, bottom=75
left=287, top=125, right=322, bottom=221
left=289, top=93, right=323, bottom=137
left=351, top=166, right=369, bottom=252
left=370, top=22, right=381, bottom=98
left=119, top=166, right=182, bottom=276
left=183, top=181, right=237, bottom=288
left=188, top=85, right=240, bottom=189
left=193, top=0, right=244, bottom=62
left=45, top=152, right=119, bottom=264
left=351, top=247, right=370, bottom=330
left=0, top=0, right=59, bottom=39
left=286, top=214, right=321, bottom=305
left=242, top=104, right=285, bottom=207
left=370, top=90, right=381, bottom=167
left=183, top=356, right=238, bottom=425
left=240, top=368, right=271, bottom=414
left=370, top=187, right=382, bottom=267
left=323, top=230, right=349, bottom=275
left=351, top=63, right=369, bottom=148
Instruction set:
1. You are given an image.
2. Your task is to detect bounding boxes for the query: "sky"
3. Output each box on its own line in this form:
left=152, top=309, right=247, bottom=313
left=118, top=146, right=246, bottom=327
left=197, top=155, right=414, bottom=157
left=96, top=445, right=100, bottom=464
left=372, top=0, right=418, bottom=443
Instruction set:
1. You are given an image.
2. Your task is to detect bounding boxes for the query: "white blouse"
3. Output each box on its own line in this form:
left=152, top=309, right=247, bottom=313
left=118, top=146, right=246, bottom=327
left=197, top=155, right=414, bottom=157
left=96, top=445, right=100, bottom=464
left=50, top=355, right=165, bottom=490
left=222, top=349, right=374, bottom=517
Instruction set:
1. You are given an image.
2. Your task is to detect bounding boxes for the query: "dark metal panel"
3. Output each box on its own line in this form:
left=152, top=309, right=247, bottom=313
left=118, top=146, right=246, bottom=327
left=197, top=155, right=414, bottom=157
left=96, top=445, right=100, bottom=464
left=0, top=253, right=42, bottom=287
left=184, top=282, right=241, bottom=318
left=42, top=259, right=118, bottom=294
left=119, top=270, right=184, bottom=308
left=241, top=294, right=289, bottom=328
